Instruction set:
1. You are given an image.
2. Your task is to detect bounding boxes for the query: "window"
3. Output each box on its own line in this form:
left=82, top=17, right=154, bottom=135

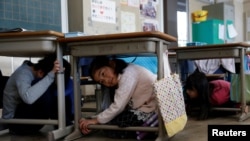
left=177, top=0, right=188, bottom=46
left=177, top=11, right=188, bottom=46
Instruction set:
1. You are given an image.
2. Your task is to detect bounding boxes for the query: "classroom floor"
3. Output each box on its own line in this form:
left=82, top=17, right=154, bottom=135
left=0, top=102, right=250, bottom=141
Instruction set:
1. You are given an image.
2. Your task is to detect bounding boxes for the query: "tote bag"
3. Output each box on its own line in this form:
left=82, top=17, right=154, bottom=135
left=230, top=73, right=250, bottom=103
left=153, top=51, right=187, bottom=138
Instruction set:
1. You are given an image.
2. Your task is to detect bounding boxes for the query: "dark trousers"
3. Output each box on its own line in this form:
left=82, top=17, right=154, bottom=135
left=9, top=86, right=73, bottom=134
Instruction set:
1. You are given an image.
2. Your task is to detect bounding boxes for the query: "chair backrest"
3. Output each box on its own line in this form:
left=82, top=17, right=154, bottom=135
left=0, top=70, right=9, bottom=108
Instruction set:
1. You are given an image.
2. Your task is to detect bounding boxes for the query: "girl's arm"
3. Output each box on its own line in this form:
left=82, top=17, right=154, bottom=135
left=97, top=68, right=138, bottom=124
left=17, top=60, right=60, bottom=104
left=16, top=71, right=55, bottom=104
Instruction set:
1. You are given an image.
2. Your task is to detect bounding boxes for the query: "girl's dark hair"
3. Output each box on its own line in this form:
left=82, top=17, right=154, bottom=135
left=185, top=70, right=210, bottom=120
left=89, top=56, right=128, bottom=81
left=34, top=54, right=56, bottom=76
left=185, top=70, right=209, bottom=97
left=34, top=54, right=71, bottom=85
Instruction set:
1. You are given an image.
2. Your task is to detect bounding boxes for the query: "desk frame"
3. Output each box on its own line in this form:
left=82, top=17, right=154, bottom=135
left=170, top=43, right=250, bottom=122
left=0, top=31, right=73, bottom=141
left=59, top=31, right=176, bottom=141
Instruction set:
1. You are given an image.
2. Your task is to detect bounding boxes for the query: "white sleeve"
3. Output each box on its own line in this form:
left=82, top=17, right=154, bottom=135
left=97, top=67, right=138, bottom=124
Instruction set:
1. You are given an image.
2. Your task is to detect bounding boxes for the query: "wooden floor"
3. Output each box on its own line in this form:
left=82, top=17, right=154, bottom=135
left=0, top=103, right=250, bottom=141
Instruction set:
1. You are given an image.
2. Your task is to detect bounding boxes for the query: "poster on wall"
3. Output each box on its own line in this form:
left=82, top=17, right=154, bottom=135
left=91, top=0, right=116, bottom=24
left=140, top=0, right=160, bottom=31
left=142, top=19, right=158, bottom=31
left=140, top=0, right=157, bottom=19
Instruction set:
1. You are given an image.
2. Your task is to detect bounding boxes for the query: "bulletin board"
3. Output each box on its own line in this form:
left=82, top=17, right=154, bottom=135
left=68, top=0, right=163, bottom=35
left=82, top=0, right=120, bottom=34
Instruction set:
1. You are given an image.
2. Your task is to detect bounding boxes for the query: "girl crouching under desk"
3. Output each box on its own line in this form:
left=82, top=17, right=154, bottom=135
left=184, top=70, right=237, bottom=120
left=79, top=56, right=158, bottom=139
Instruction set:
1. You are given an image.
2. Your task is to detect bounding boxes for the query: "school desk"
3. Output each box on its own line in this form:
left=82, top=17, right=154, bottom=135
left=170, top=42, right=250, bottom=122
left=58, top=31, right=177, bottom=141
left=0, top=30, right=72, bottom=141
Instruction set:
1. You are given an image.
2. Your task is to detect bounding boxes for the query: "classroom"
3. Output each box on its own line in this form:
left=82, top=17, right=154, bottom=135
left=0, top=0, right=250, bottom=141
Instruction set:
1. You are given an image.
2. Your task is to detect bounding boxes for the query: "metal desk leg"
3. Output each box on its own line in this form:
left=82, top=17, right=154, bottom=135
left=47, top=125, right=74, bottom=141
left=239, top=48, right=250, bottom=121
left=47, top=43, right=72, bottom=141
left=155, top=40, right=169, bottom=141
left=64, top=57, right=83, bottom=141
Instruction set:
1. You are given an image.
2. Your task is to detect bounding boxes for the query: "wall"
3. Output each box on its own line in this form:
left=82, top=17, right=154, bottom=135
left=188, top=0, right=245, bottom=43
left=0, top=57, right=40, bottom=76
left=164, top=0, right=177, bottom=48
left=188, top=0, right=209, bottom=42
left=233, top=0, right=244, bottom=42
left=243, top=1, right=250, bottom=41
left=68, top=0, right=163, bottom=34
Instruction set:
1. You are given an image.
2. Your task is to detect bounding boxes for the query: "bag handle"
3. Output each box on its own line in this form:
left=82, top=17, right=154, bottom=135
left=163, top=51, right=171, bottom=77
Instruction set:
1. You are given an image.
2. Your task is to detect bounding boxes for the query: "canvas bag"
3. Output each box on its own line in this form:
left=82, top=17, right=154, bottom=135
left=230, top=73, right=250, bottom=103
left=153, top=51, right=187, bottom=138
left=230, top=55, right=250, bottom=103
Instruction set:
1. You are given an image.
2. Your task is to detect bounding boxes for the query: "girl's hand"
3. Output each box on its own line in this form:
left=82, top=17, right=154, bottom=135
left=79, top=118, right=98, bottom=135
left=53, top=60, right=60, bottom=74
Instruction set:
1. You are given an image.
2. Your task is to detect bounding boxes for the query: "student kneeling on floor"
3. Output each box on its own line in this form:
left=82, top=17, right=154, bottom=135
left=2, top=54, right=74, bottom=135
left=79, top=56, right=158, bottom=139
left=184, top=70, right=237, bottom=120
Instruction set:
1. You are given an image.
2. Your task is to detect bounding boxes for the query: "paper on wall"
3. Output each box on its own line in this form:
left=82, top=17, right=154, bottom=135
left=91, top=0, right=116, bottom=24
left=218, top=24, right=224, bottom=40
left=227, top=24, right=238, bottom=38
